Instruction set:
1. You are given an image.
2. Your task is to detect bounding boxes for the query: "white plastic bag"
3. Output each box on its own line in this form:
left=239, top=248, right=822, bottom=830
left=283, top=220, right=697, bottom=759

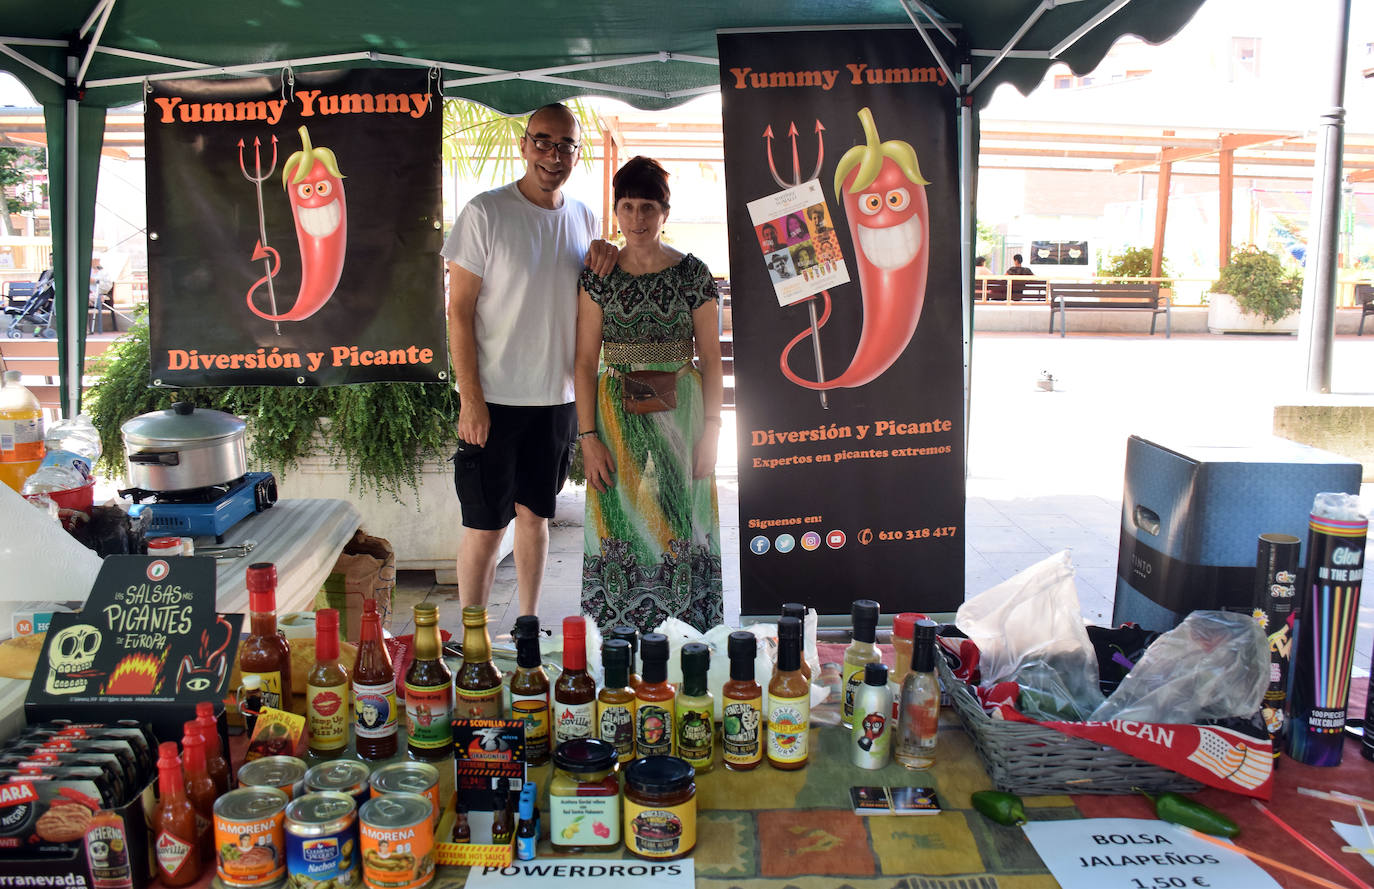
left=955, top=550, right=1105, bottom=719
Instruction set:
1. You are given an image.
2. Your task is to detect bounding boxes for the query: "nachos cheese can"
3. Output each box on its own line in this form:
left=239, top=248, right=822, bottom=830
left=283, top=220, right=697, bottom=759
left=358, top=791, right=435, bottom=889
left=285, top=791, right=359, bottom=889
left=368, top=761, right=440, bottom=829
left=238, top=755, right=308, bottom=801
left=213, top=786, right=288, bottom=888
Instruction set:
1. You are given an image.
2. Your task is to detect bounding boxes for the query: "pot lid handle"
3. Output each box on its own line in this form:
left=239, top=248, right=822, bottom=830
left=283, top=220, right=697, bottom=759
left=173, top=401, right=194, bottom=415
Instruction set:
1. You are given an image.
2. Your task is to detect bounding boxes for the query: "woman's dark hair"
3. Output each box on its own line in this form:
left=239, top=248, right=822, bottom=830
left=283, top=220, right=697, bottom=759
left=786, top=214, right=805, bottom=237
left=613, top=156, right=670, bottom=208
left=761, top=224, right=777, bottom=240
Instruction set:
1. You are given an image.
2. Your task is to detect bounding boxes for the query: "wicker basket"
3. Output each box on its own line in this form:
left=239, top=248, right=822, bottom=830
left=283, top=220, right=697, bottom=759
left=939, top=657, right=1201, bottom=796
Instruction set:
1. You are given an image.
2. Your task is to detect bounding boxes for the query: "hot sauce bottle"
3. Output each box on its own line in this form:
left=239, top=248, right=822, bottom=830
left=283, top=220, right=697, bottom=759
left=553, top=616, right=596, bottom=744
left=676, top=642, right=714, bottom=773
left=455, top=605, right=503, bottom=720
left=194, top=702, right=231, bottom=794
left=597, top=639, right=636, bottom=763
left=634, top=633, right=676, bottom=757
left=722, top=631, right=763, bottom=771
left=509, top=615, right=550, bottom=765
left=85, top=808, right=134, bottom=889
left=240, top=563, right=292, bottom=712
left=780, top=603, right=813, bottom=681
left=405, top=603, right=453, bottom=761
left=609, top=625, right=642, bottom=690
left=307, top=608, right=349, bottom=759
left=768, top=616, right=810, bottom=771
left=352, top=598, right=398, bottom=761
left=841, top=599, right=881, bottom=729
left=180, top=722, right=215, bottom=862
left=153, top=742, right=201, bottom=886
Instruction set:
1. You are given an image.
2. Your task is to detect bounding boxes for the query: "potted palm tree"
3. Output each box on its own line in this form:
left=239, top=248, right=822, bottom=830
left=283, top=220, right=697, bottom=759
left=1208, top=245, right=1303, bottom=334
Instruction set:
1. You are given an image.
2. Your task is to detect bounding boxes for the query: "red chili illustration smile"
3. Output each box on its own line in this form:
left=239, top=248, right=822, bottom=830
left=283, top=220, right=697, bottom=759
left=781, top=107, right=930, bottom=390
left=247, top=125, right=347, bottom=321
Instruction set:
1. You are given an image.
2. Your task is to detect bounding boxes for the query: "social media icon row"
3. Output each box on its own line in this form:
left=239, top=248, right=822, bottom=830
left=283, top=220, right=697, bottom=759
left=749, top=529, right=846, bottom=555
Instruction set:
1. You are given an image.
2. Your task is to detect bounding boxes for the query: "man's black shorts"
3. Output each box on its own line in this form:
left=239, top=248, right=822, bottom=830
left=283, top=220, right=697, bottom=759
left=452, top=402, right=576, bottom=530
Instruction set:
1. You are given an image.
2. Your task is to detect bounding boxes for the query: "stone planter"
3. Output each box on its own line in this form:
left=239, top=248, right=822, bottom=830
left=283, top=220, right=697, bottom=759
left=263, top=444, right=512, bottom=583
left=1207, top=292, right=1299, bottom=335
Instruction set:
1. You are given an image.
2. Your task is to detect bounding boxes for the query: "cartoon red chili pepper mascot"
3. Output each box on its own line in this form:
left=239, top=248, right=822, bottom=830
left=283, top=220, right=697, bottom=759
left=247, top=125, right=347, bottom=321
left=780, top=107, right=929, bottom=389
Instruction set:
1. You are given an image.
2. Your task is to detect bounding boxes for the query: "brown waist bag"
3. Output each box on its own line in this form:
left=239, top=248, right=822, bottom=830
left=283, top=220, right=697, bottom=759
left=620, top=368, right=681, bottom=414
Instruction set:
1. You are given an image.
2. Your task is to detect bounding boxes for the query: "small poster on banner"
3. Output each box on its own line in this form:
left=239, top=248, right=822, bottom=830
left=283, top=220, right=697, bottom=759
left=1021, top=818, right=1282, bottom=889
left=746, top=180, right=849, bottom=306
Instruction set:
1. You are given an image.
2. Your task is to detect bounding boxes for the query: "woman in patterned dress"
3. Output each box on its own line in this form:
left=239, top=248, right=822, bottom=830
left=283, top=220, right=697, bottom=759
left=573, top=156, right=724, bottom=633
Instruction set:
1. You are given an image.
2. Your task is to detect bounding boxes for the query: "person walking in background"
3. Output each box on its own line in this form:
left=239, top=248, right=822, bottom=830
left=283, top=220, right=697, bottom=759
left=443, top=102, right=617, bottom=616
left=574, top=156, right=724, bottom=633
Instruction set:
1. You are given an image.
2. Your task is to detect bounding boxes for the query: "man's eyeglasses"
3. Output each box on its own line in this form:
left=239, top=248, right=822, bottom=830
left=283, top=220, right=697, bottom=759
left=524, top=132, right=580, bottom=156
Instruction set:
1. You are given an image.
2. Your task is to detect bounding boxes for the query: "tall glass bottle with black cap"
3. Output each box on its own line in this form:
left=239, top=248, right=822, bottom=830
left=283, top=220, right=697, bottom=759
left=634, top=633, right=676, bottom=757
left=676, top=642, right=714, bottom=773
left=609, top=626, right=641, bottom=690
left=722, top=631, right=763, bottom=771
left=509, top=615, right=550, bottom=765
left=780, top=603, right=812, bottom=681
left=841, top=599, right=881, bottom=729
left=767, top=616, right=809, bottom=770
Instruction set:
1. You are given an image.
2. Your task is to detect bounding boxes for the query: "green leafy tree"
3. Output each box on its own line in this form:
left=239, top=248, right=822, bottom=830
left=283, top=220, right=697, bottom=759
left=1100, top=246, right=1171, bottom=285
left=442, top=98, right=598, bottom=184
left=1211, top=245, right=1302, bottom=323
left=0, top=147, right=43, bottom=235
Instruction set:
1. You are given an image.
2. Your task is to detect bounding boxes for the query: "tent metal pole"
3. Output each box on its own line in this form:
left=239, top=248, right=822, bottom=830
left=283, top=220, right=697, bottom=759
left=1298, top=0, right=1350, bottom=394
left=958, top=62, right=973, bottom=466
left=64, top=54, right=81, bottom=418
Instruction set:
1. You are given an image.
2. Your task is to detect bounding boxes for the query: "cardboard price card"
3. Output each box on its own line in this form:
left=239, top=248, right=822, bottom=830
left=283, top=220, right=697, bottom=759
left=27, top=555, right=241, bottom=704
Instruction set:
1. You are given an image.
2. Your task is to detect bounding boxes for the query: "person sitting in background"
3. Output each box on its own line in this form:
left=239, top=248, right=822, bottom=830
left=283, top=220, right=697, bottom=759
left=1006, top=253, right=1033, bottom=276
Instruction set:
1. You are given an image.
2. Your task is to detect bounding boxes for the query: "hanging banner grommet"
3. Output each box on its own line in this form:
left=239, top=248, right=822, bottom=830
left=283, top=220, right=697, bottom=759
left=145, top=68, right=446, bottom=388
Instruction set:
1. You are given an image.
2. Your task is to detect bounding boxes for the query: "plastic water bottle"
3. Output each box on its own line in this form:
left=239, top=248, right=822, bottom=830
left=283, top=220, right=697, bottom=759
left=21, top=463, right=86, bottom=496
left=39, top=414, right=102, bottom=480
left=0, top=370, right=44, bottom=492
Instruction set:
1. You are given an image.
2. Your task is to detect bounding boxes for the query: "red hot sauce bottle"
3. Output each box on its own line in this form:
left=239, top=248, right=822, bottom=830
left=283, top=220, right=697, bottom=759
left=152, top=742, right=201, bottom=886
left=352, top=598, right=398, bottom=761
left=240, top=563, right=292, bottom=711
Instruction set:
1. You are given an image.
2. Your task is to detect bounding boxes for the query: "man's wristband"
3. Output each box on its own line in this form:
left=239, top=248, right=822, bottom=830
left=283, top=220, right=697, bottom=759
left=578, top=430, right=598, bottom=439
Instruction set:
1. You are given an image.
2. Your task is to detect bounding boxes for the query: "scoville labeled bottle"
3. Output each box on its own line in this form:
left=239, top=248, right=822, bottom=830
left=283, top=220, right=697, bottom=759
left=454, top=605, right=503, bottom=720
left=553, top=616, right=596, bottom=743
left=404, top=603, right=453, bottom=761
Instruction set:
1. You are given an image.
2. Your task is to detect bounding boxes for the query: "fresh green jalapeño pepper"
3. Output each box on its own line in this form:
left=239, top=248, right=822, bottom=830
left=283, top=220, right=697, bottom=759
left=971, top=790, right=1028, bottom=826
left=1137, top=788, right=1240, bottom=837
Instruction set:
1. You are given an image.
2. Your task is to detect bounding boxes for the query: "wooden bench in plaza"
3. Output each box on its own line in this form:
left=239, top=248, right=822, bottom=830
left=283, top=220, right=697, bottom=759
left=1048, top=280, right=1170, bottom=337
left=0, top=336, right=113, bottom=415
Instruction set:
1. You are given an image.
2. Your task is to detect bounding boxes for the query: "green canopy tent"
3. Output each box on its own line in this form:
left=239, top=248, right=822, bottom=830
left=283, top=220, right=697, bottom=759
left=0, top=0, right=1209, bottom=416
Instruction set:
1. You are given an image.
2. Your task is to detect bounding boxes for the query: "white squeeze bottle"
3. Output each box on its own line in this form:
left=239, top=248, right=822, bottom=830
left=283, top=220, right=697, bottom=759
left=0, top=370, right=44, bottom=492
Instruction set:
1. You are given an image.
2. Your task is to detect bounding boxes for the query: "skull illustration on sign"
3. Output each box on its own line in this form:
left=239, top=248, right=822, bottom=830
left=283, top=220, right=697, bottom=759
left=46, top=623, right=101, bottom=695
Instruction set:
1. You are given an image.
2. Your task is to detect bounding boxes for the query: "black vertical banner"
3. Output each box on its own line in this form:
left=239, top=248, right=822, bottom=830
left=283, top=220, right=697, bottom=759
left=145, top=68, right=444, bottom=387
left=719, top=29, right=964, bottom=616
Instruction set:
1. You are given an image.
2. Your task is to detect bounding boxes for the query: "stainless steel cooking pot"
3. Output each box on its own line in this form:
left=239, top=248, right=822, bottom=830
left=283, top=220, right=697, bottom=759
left=121, top=402, right=247, bottom=491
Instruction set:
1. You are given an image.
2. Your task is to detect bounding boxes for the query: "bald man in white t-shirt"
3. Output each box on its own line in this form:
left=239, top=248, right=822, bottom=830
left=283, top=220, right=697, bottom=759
left=442, top=103, right=616, bottom=616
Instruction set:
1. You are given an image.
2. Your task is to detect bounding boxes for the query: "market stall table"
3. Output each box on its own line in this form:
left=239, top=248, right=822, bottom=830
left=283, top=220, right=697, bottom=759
left=0, top=497, right=360, bottom=741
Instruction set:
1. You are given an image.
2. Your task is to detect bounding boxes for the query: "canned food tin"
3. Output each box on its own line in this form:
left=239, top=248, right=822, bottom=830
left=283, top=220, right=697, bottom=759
left=368, top=762, right=439, bottom=828
left=305, top=759, right=372, bottom=810
left=358, top=792, right=435, bottom=889
left=285, top=791, right=359, bottom=889
left=239, top=755, right=308, bottom=801
left=213, top=786, right=288, bottom=888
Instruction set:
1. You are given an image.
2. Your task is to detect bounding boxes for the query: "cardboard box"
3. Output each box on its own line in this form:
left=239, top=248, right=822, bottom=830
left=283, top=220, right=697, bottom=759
left=1114, top=435, right=1362, bottom=631
left=318, top=531, right=396, bottom=642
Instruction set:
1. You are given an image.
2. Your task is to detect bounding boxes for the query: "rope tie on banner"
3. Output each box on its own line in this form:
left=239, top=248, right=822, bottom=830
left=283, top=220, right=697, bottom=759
left=140, top=78, right=150, bottom=115
left=280, top=67, right=295, bottom=104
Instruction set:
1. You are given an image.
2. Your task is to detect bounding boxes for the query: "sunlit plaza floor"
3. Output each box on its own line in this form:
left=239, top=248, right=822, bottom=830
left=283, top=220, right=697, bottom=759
left=396, top=331, right=1374, bottom=675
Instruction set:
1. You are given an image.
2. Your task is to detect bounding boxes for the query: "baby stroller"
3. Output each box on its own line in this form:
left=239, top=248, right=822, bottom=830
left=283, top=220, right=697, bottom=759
left=5, top=269, right=57, bottom=339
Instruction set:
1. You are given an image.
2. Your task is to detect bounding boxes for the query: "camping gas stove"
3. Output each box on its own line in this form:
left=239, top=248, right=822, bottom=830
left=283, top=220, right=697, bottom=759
left=121, top=472, right=277, bottom=542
